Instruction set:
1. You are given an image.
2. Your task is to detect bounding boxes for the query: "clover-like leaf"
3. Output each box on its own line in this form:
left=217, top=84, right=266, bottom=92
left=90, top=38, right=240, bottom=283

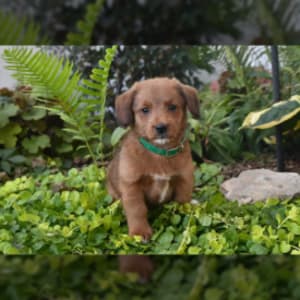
left=18, top=213, right=41, bottom=224
left=158, top=231, right=174, bottom=248
left=21, top=107, right=46, bottom=120
left=22, top=135, right=50, bottom=154
left=249, top=243, right=268, bottom=255
left=0, top=123, right=22, bottom=148
left=0, top=102, right=19, bottom=128
left=279, top=241, right=291, bottom=253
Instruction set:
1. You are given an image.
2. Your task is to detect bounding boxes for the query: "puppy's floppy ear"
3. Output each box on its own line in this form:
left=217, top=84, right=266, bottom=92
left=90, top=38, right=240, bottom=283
left=115, top=86, right=136, bottom=127
left=179, top=83, right=200, bottom=118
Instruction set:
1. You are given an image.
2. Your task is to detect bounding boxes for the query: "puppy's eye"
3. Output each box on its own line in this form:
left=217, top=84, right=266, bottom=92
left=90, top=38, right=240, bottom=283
left=168, top=104, right=177, bottom=111
left=142, top=107, right=150, bottom=114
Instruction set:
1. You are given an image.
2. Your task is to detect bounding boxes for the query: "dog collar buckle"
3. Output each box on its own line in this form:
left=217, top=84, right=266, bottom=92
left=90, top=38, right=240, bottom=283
left=179, top=142, right=184, bottom=152
left=166, top=142, right=184, bottom=157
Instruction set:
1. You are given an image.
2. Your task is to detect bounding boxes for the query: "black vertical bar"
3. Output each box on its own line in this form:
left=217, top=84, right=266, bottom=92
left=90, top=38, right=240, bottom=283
left=271, top=46, right=285, bottom=171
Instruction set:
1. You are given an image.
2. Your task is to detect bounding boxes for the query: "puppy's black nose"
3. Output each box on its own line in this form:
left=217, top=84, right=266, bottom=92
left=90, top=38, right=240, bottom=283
left=155, top=123, right=167, bottom=135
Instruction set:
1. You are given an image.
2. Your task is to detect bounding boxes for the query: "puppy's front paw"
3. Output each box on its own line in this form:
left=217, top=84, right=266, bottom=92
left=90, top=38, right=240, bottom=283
left=129, top=223, right=153, bottom=242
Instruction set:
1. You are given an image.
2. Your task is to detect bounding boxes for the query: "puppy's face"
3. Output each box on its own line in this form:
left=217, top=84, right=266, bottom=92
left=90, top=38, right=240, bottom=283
left=116, top=78, right=199, bottom=147
left=133, top=80, right=187, bottom=146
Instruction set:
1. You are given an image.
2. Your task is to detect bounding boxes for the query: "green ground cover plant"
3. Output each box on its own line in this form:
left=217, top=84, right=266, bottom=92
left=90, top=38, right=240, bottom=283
left=1, top=163, right=299, bottom=255
left=1, top=256, right=300, bottom=300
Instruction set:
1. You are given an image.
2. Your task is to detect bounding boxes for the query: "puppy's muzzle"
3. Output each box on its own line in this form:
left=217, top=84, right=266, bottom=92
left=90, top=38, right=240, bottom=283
left=155, top=123, right=168, bottom=136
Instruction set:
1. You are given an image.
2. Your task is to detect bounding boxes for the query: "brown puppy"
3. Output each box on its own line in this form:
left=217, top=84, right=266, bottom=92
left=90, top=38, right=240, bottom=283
left=107, top=77, right=199, bottom=240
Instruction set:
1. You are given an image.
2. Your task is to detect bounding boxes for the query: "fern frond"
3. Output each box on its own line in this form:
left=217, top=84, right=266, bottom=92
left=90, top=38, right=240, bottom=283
left=0, top=10, right=49, bottom=45
left=2, top=47, right=82, bottom=110
left=81, top=46, right=117, bottom=104
left=80, top=46, right=118, bottom=157
left=65, top=0, right=105, bottom=45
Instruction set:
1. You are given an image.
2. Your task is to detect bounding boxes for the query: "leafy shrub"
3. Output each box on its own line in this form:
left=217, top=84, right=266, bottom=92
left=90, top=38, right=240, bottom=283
left=0, top=90, right=73, bottom=177
left=0, top=148, right=26, bottom=175
left=1, top=256, right=300, bottom=300
left=188, top=90, right=243, bottom=163
left=188, top=46, right=276, bottom=163
left=0, top=86, right=97, bottom=179
left=189, top=85, right=273, bottom=163
left=0, top=163, right=299, bottom=255
left=2, top=46, right=117, bottom=166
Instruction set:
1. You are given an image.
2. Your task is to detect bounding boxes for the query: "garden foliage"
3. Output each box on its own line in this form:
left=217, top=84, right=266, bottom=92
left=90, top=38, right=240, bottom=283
left=0, top=163, right=299, bottom=255
left=2, top=46, right=117, bottom=165
left=188, top=46, right=275, bottom=162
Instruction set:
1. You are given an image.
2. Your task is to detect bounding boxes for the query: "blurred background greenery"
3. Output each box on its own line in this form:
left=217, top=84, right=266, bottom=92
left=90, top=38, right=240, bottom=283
left=1, top=256, right=300, bottom=300
left=1, top=0, right=300, bottom=44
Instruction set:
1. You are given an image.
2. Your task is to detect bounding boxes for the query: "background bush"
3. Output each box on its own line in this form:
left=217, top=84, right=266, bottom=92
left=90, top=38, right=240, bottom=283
left=2, top=0, right=300, bottom=44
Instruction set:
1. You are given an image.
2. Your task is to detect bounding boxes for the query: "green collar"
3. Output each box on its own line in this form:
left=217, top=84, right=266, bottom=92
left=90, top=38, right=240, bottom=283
left=139, top=129, right=189, bottom=157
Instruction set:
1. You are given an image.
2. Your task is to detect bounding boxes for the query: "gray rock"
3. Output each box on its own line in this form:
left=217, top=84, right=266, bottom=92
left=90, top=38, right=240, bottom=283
left=220, top=169, right=300, bottom=204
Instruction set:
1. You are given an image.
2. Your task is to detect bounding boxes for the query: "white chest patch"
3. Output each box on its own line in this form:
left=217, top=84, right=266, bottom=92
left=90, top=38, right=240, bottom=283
left=151, top=174, right=171, bottom=203
left=159, top=181, right=170, bottom=203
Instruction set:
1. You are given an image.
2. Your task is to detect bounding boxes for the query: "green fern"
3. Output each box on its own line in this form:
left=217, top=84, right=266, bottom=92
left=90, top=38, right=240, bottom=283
left=80, top=46, right=118, bottom=158
left=3, top=47, right=82, bottom=104
left=65, top=0, right=105, bottom=45
left=0, top=11, right=49, bottom=45
left=2, top=46, right=117, bottom=164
